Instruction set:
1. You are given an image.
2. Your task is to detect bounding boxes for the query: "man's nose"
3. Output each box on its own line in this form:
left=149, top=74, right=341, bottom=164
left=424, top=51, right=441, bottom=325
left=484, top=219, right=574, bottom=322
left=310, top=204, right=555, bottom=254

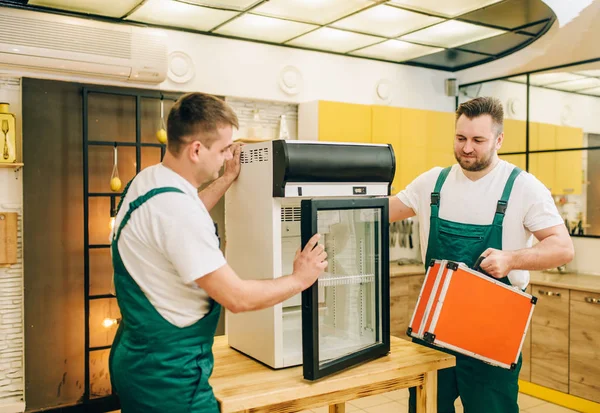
left=463, top=141, right=475, bottom=153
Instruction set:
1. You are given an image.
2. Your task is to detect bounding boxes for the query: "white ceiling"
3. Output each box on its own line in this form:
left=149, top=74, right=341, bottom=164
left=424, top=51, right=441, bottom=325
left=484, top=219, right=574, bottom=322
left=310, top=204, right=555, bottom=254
left=24, top=0, right=518, bottom=64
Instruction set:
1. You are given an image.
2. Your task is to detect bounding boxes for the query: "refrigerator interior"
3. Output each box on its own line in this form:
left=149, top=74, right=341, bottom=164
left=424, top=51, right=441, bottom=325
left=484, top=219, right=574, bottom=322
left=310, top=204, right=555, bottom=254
left=281, top=200, right=382, bottom=367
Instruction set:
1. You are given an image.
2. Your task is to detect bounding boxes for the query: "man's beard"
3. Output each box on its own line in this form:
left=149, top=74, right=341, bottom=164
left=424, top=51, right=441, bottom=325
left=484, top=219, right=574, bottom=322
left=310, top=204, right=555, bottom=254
left=454, top=148, right=494, bottom=172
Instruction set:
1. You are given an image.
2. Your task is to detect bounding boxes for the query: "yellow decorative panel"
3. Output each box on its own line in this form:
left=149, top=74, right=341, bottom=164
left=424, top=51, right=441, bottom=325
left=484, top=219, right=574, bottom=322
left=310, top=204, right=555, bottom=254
left=371, top=106, right=402, bottom=192
left=501, top=119, right=526, bottom=153
left=318, top=101, right=372, bottom=143
left=530, top=152, right=556, bottom=194
left=556, top=125, right=583, bottom=149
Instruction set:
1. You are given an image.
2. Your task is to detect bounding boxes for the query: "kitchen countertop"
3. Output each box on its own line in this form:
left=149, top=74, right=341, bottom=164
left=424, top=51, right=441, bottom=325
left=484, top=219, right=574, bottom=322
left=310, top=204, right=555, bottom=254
left=390, top=264, right=426, bottom=278
left=388, top=262, right=600, bottom=294
left=529, top=271, right=600, bottom=294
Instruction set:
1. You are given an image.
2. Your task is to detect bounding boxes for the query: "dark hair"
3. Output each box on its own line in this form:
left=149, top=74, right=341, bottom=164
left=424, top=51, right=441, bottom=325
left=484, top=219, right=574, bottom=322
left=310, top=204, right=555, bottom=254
left=456, top=96, right=504, bottom=137
left=167, top=92, right=239, bottom=154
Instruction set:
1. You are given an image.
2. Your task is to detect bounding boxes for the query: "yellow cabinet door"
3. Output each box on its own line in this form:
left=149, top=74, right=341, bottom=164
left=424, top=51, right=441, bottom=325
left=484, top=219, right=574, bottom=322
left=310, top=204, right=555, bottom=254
left=556, top=125, right=583, bottom=149
left=426, top=111, right=455, bottom=170
left=531, top=122, right=556, bottom=151
left=318, top=101, right=372, bottom=143
left=529, top=152, right=556, bottom=193
left=555, top=151, right=582, bottom=195
left=554, top=126, right=583, bottom=195
left=372, top=105, right=402, bottom=192
left=501, top=119, right=526, bottom=154
left=398, top=108, right=428, bottom=192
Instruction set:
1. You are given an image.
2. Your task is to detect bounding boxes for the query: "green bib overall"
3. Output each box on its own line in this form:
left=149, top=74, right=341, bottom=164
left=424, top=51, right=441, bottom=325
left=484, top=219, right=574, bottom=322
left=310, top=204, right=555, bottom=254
left=108, top=184, right=221, bottom=413
left=409, top=165, right=523, bottom=413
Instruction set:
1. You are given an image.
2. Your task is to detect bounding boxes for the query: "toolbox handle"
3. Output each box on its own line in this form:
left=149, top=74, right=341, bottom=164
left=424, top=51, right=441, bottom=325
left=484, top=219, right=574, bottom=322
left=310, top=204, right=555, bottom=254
left=538, top=289, right=561, bottom=297
left=473, top=256, right=491, bottom=277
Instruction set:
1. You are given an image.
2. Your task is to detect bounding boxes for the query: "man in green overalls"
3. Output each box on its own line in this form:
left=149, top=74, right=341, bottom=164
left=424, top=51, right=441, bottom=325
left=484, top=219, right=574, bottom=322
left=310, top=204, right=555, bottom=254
left=109, top=92, right=328, bottom=412
left=389, top=97, right=574, bottom=412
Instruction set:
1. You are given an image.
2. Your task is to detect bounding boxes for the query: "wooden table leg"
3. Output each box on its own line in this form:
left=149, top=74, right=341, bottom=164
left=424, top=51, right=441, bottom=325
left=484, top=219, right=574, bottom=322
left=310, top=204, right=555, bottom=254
left=328, top=402, right=345, bottom=413
left=415, top=371, right=437, bottom=413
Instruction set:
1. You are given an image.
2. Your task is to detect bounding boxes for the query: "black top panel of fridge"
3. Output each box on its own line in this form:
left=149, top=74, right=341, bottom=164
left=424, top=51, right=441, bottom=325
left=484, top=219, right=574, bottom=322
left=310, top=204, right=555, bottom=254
left=272, top=140, right=396, bottom=197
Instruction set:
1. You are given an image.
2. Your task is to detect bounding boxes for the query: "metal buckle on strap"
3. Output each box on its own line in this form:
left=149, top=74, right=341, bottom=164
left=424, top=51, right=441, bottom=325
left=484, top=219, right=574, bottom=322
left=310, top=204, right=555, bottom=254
left=430, top=192, right=440, bottom=206
left=496, top=200, right=508, bottom=215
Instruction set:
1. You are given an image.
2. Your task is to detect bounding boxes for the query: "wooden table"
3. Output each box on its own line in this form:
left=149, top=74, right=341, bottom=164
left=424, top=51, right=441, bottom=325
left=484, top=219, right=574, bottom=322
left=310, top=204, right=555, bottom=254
left=210, top=336, right=455, bottom=413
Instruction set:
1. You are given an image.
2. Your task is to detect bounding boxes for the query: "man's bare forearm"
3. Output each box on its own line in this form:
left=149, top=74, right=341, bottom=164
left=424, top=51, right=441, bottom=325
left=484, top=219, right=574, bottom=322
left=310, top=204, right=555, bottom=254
left=509, top=234, right=574, bottom=271
left=198, top=175, right=234, bottom=211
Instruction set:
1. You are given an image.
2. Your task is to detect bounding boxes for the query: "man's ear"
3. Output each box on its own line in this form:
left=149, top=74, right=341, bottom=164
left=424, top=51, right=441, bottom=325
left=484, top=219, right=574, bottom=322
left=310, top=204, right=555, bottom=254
left=189, top=140, right=204, bottom=161
left=496, top=131, right=504, bottom=149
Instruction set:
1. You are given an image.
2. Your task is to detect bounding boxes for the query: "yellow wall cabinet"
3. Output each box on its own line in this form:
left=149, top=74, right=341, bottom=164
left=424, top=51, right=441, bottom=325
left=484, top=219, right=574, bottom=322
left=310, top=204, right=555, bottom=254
left=500, top=119, right=527, bottom=154
left=371, top=106, right=454, bottom=193
left=298, top=100, right=372, bottom=143
left=529, top=123, right=583, bottom=195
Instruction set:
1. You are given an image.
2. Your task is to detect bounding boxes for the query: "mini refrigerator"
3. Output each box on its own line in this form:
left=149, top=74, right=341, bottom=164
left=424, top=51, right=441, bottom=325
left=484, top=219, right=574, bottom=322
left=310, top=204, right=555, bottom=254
left=224, top=140, right=395, bottom=380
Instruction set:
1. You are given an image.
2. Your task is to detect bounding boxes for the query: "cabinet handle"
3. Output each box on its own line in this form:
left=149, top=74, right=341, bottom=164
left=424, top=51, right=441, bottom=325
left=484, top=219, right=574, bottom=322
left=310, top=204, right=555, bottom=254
left=585, top=297, right=600, bottom=304
left=538, top=289, right=561, bottom=297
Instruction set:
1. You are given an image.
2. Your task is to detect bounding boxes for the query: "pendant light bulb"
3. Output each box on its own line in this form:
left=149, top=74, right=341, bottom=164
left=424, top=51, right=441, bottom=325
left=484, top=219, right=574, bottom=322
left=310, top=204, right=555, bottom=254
left=157, top=97, right=167, bottom=144
left=110, top=144, right=122, bottom=192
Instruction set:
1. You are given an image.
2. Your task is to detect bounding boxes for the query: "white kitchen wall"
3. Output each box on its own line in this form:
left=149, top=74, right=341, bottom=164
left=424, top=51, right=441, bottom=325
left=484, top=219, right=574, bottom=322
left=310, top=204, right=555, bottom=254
left=0, top=76, right=25, bottom=413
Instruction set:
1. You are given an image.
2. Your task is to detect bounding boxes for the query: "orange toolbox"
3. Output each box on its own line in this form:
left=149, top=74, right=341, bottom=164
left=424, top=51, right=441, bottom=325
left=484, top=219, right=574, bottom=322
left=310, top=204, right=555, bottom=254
left=407, top=259, right=537, bottom=370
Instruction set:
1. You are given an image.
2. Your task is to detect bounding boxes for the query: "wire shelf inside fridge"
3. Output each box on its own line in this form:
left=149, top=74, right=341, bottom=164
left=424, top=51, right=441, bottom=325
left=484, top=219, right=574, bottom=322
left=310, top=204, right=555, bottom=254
left=318, top=273, right=374, bottom=287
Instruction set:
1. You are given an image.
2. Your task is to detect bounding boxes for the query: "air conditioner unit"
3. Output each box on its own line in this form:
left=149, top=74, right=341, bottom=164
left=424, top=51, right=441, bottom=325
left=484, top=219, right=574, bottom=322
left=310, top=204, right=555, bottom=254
left=0, top=7, right=167, bottom=83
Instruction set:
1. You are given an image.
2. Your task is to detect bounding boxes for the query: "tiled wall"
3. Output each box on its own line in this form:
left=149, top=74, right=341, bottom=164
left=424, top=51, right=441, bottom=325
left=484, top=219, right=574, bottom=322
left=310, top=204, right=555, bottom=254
left=0, top=75, right=24, bottom=412
left=226, top=97, right=298, bottom=141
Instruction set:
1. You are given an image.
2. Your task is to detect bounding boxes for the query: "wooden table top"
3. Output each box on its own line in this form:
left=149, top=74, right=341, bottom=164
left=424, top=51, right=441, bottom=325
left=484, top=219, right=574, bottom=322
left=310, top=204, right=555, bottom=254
left=210, top=335, right=455, bottom=413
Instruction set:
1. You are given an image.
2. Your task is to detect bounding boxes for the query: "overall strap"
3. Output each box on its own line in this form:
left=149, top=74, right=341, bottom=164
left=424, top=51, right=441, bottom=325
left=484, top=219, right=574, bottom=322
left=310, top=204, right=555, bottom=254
left=430, top=166, right=452, bottom=218
left=114, top=187, right=185, bottom=243
left=493, top=166, right=523, bottom=226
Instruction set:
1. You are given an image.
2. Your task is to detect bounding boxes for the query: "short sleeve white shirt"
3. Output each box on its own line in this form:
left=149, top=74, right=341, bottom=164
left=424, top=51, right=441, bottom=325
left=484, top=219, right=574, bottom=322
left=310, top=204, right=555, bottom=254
left=397, top=160, right=564, bottom=290
left=111, top=164, right=226, bottom=327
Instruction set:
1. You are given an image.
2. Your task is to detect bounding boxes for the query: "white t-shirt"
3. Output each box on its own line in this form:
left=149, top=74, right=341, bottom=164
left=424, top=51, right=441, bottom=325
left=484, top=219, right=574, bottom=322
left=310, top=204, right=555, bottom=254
left=111, top=164, right=226, bottom=327
left=397, top=160, right=564, bottom=290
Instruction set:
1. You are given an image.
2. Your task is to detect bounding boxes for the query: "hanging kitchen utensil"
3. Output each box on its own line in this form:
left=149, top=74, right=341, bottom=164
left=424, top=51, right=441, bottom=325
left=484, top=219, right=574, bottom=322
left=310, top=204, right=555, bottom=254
left=408, top=219, right=414, bottom=249
left=0, top=103, right=16, bottom=164
left=156, top=95, right=167, bottom=144
left=110, top=144, right=122, bottom=192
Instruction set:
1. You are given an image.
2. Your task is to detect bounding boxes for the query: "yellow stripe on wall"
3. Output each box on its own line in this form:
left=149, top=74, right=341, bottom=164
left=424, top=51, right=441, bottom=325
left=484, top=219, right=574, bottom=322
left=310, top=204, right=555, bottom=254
left=519, top=380, right=600, bottom=413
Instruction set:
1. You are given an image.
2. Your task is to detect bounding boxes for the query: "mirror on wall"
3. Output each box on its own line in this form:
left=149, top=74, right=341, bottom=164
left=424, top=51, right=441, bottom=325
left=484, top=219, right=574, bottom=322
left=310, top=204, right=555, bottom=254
left=459, top=60, right=600, bottom=237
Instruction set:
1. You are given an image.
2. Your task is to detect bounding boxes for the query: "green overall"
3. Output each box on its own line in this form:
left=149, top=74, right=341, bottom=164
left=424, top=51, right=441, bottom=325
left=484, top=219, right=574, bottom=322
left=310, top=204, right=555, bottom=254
left=109, top=183, right=222, bottom=413
left=409, top=165, right=523, bottom=413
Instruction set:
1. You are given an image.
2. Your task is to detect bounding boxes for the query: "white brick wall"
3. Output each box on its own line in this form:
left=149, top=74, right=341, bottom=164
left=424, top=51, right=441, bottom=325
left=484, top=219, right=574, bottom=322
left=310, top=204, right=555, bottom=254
left=225, top=97, right=298, bottom=141
left=0, top=75, right=24, bottom=413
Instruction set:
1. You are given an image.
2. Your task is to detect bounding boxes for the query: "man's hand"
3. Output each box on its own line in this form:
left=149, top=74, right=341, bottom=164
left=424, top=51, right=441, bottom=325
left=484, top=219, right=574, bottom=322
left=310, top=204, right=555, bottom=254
left=223, top=143, right=242, bottom=182
left=478, top=248, right=513, bottom=279
left=292, top=233, right=328, bottom=290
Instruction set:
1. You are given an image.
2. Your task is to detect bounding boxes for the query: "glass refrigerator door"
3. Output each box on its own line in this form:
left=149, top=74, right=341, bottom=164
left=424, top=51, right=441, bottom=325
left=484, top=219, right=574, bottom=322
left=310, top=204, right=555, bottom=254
left=301, top=198, right=390, bottom=380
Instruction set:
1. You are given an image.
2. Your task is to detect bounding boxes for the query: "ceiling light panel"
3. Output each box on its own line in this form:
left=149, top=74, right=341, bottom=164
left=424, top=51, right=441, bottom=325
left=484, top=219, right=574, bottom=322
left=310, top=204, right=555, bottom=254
left=581, top=86, right=600, bottom=96
left=287, top=27, right=383, bottom=53
left=388, top=0, right=503, bottom=18
left=28, top=0, right=141, bottom=17
left=528, top=73, right=586, bottom=86
left=575, top=70, right=600, bottom=77
left=183, top=0, right=260, bottom=10
left=351, top=39, right=442, bottom=61
left=126, top=0, right=238, bottom=31
left=399, top=20, right=505, bottom=48
left=332, top=4, right=443, bottom=37
left=215, top=14, right=317, bottom=42
left=252, top=0, right=375, bottom=25
left=549, top=77, right=600, bottom=92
